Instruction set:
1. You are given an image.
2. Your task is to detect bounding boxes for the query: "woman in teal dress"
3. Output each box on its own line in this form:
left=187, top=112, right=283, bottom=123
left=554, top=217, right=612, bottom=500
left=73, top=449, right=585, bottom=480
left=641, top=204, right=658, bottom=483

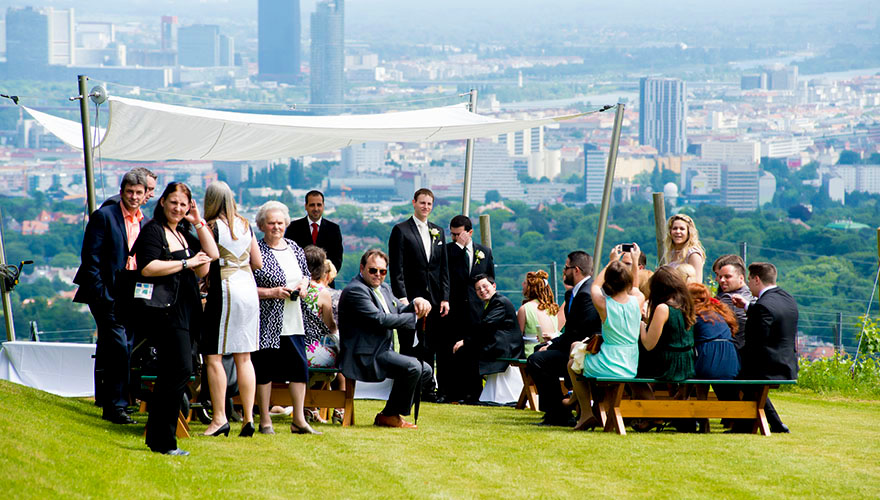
left=567, top=244, right=645, bottom=430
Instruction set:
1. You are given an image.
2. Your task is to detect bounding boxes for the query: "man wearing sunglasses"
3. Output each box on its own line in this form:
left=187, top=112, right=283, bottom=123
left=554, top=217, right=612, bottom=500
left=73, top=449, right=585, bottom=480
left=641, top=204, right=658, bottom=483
left=338, top=249, right=433, bottom=428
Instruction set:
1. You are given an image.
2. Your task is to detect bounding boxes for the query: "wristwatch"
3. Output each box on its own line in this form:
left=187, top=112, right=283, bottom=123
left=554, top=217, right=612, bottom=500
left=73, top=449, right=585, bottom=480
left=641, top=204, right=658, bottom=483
left=181, top=258, right=188, bottom=269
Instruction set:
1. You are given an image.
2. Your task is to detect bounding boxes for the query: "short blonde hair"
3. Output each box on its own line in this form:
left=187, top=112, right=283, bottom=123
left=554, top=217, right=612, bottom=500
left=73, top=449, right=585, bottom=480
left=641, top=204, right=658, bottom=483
left=676, top=263, right=698, bottom=284
left=256, top=201, right=290, bottom=231
left=324, top=259, right=338, bottom=282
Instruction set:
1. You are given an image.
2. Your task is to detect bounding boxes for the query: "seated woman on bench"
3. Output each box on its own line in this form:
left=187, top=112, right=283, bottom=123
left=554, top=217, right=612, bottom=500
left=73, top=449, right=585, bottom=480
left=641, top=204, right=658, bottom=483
left=567, top=244, right=645, bottom=430
left=687, top=283, right=740, bottom=380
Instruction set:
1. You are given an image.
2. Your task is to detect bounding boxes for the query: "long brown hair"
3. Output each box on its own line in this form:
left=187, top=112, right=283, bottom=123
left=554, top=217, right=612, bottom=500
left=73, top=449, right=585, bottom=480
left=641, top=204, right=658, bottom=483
left=647, top=266, right=696, bottom=329
left=522, top=270, right=559, bottom=316
left=687, top=283, right=738, bottom=335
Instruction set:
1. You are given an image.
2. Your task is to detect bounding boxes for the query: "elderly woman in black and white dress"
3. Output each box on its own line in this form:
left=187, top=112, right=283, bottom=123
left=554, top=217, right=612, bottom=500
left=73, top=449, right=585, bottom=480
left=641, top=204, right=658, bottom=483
left=251, top=201, right=321, bottom=435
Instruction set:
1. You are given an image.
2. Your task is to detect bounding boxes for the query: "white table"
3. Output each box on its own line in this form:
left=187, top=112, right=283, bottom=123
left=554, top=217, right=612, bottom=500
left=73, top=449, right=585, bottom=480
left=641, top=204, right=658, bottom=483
left=0, top=341, right=96, bottom=397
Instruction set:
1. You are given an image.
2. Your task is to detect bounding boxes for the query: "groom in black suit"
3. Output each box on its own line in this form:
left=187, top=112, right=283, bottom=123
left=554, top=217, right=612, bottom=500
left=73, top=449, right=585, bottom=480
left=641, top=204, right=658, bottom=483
left=388, top=189, right=450, bottom=399
left=284, top=190, right=343, bottom=275
left=439, top=215, right=494, bottom=402
left=527, top=250, right=601, bottom=426
left=731, top=261, right=799, bottom=433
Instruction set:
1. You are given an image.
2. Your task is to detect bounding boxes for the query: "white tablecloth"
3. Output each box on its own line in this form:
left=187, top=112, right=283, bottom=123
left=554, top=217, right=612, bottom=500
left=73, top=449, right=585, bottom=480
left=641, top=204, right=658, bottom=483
left=0, top=341, right=96, bottom=397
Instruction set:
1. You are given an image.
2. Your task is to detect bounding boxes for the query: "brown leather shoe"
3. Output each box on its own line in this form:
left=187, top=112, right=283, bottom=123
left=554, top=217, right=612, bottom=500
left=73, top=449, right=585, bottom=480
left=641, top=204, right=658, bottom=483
left=374, top=413, right=418, bottom=429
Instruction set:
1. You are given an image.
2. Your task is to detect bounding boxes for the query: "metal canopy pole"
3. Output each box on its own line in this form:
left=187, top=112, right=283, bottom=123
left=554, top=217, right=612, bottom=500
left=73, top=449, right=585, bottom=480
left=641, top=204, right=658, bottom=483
left=76, top=75, right=97, bottom=215
left=0, top=208, right=15, bottom=341
left=592, top=103, right=625, bottom=273
left=653, top=193, right=667, bottom=268
left=461, top=89, right=478, bottom=217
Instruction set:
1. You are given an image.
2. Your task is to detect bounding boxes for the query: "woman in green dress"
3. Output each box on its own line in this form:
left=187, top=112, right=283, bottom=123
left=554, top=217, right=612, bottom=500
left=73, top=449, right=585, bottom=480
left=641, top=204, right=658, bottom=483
left=516, top=270, right=559, bottom=357
left=638, top=266, right=696, bottom=383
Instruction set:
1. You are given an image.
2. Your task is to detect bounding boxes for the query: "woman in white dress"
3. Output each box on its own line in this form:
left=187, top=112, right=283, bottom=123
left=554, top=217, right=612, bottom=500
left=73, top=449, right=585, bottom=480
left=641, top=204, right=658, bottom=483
left=201, top=182, right=262, bottom=437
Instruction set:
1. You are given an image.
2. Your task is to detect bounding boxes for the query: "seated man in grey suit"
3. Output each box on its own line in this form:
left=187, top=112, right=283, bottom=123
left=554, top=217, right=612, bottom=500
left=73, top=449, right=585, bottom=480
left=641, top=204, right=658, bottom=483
left=338, top=249, right=433, bottom=429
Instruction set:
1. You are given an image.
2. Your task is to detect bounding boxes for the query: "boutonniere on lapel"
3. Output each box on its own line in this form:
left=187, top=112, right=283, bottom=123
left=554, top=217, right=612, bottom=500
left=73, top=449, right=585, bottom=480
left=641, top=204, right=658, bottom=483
left=475, top=249, right=485, bottom=265
left=429, top=227, right=440, bottom=244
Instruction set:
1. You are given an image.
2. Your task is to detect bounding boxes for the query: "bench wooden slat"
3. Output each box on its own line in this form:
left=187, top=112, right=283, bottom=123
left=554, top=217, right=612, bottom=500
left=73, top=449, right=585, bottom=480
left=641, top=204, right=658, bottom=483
left=619, top=400, right=761, bottom=419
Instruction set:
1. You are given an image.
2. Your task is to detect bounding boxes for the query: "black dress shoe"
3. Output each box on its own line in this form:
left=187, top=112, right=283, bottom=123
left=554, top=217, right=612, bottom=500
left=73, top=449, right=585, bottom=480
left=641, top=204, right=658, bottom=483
left=770, top=423, right=790, bottom=434
left=534, top=415, right=576, bottom=427
left=239, top=422, right=255, bottom=437
left=103, top=410, right=136, bottom=424
left=162, top=449, right=190, bottom=456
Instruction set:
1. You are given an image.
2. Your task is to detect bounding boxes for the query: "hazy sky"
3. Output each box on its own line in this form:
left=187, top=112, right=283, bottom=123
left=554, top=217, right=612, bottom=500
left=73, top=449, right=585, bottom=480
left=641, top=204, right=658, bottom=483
left=1, top=1, right=877, bottom=46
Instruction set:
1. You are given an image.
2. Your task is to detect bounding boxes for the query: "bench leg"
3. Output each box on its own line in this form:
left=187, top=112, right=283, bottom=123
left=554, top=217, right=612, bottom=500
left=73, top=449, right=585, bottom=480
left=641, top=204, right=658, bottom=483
left=342, top=380, right=355, bottom=427
left=590, top=380, right=607, bottom=428
left=603, top=383, right=626, bottom=435
left=517, top=365, right=539, bottom=411
left=751, top=386, right=772, bottom=436
left=176, top=410, right=191, bottom=439
left=694, top=384, right=710, bottom=433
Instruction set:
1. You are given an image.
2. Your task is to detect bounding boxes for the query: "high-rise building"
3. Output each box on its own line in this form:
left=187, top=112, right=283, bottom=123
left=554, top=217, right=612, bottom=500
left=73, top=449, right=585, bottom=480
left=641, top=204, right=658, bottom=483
left=740, top=73, right=767, bottom=90
left=161, top=16, right=178, bottom=52
left=5, top=6, right=74, bottom=69
left=219, top=34, right=234, bottom=67
left=701, top=141, right=760, bottom=164
left=584, top=143, right=608, bottom=204
left=721, top=163, right=759, bottom=211
left=767, top=65, right=798, bottom=91
left=342, top=142, right=385, bottom=174
left=639, top=77, right=687, bottom=155
left=178, top=25, right=220, bottom=67
left=258, top=0, right=300, bottom=83
left=310, top=0, right=345, bottom=110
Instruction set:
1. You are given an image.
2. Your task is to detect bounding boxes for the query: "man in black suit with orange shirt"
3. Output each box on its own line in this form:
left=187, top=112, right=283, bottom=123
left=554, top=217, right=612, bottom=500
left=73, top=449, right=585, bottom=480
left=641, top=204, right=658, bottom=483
left=440, top=214, right=494, bottom=402
left=284, top=190, right=343, bottom=275
left=388, top=188, right=450, bottom=400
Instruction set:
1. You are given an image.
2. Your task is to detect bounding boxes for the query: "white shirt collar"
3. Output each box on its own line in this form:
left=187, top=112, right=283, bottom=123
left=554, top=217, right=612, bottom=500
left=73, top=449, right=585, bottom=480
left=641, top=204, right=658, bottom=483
left=758, top=284, right=777, bottom=299
left=412, top=216, right=428, bottom=229
left=307, top=216, right=323, bottom=227
left=571, top=276, right=590, bottom=297
left=455, top=240, right=474, bottom=252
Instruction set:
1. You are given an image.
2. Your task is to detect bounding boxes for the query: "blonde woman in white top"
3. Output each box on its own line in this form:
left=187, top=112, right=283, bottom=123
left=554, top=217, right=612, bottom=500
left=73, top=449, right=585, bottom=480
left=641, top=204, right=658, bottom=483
left=662, top=214, right=706, bottom=284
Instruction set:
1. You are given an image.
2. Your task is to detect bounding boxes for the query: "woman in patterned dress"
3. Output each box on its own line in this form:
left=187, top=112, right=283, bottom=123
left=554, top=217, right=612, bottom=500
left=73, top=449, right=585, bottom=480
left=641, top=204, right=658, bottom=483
left=201, top=181, right=262, bottom=437
left=251, top=201, right=320, bottom=435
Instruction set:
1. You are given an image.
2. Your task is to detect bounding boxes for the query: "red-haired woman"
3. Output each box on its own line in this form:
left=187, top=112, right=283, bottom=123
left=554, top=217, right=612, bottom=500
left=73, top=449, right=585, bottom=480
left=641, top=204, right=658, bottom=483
left=517, top=270, right=559, bottom=356
left=687, top=283, right=740, bottom=380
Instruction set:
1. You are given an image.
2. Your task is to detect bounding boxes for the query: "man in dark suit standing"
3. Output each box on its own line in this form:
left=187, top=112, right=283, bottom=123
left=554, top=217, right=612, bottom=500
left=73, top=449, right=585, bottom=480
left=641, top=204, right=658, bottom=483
left=338, top=249, right=433, bottom=429
left=526, top=250, right=602, bottom=426
left=388, top=188, right=449, bottom=400
left=439, top=215, right=494, bottom=403
left=731, top=262, right=799, bottom=433
left=284, top=190, right=343, bottom=275
left=74, top=170, right=149, bottom=424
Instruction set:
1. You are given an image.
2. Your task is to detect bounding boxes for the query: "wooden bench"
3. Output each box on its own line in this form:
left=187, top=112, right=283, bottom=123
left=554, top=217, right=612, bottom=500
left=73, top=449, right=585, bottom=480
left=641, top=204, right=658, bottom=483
left=578, top=377, right=797, bottom=436
left=232, top=367, right=356, bottom=427
left=498, top=358, right=539, bottom=411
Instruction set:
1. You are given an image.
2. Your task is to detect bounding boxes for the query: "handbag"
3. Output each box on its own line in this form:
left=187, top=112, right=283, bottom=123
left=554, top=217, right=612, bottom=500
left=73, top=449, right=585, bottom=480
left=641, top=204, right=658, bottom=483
left=584, top=334, right=604, bottom=355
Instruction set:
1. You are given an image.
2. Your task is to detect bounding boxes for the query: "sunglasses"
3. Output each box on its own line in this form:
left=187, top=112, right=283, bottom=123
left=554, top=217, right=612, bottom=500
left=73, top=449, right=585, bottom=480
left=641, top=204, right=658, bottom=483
left=368, top=267, right=387, bottom=276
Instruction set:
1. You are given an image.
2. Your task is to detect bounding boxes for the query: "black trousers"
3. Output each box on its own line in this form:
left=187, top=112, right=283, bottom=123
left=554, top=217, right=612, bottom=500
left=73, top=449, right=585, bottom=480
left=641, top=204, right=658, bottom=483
left=398, top=307, right=442, bottom=394
left=145, top=327, right=193, bottom=453
left=377, top=350, right=433, bottom=417
left=435, top=332, right=482, bottom=401
left=526, top=348, right=571, bottom=420
left=90, top=303, right=132, bottom=411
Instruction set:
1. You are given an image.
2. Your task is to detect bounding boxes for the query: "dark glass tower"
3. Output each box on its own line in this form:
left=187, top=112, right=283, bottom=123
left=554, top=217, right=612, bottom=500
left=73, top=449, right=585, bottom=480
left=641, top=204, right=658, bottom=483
left=310, top=0, right=344, bottom=111
left=639, top=77, right=687, bottom=155
left=258, top=0, right=301, bottom=83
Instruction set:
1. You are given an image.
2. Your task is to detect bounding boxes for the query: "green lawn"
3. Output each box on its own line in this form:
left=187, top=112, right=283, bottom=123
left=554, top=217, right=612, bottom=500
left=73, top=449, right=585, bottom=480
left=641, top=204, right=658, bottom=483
left=1, top=380, right=878, bottom=499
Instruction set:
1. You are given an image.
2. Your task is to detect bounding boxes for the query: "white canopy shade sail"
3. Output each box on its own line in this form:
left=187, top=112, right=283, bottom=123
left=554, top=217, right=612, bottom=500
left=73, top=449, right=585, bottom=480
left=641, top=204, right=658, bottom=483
left=23, top=96, right=592, bottom=161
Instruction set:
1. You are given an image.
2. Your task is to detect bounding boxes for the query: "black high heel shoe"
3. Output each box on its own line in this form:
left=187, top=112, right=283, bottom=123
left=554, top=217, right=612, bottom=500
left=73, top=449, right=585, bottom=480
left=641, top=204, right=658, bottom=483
left=239, top=422, right=255, bottom=437
left=204, top=422, right=230, bottom=437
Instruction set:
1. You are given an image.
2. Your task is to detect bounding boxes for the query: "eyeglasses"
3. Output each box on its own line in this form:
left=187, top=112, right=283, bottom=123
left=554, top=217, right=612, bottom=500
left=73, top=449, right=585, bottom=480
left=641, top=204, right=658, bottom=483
left=564, top=265, right=577, bottom=271
left=367, top=267, right=387, bottom=276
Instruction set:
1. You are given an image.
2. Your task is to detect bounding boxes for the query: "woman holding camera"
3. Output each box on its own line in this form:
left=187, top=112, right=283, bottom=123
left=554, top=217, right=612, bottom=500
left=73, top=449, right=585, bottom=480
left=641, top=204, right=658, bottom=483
left=251, top=201, right=321, bottom=435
